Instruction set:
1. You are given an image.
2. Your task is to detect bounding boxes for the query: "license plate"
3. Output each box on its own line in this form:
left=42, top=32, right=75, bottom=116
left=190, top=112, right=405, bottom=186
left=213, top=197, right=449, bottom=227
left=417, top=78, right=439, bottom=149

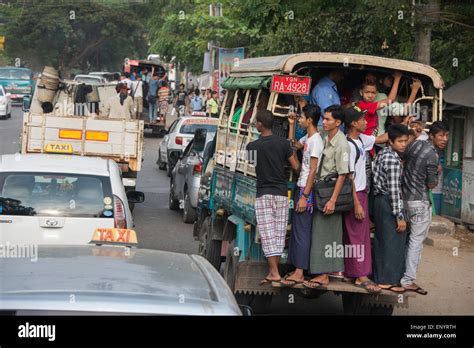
left=44, top=142, right=73, bottom=154
left=271, top=75, right=312, bottom=96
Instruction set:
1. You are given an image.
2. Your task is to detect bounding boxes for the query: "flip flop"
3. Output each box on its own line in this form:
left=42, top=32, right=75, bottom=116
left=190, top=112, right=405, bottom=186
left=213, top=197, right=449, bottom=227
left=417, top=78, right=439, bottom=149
left=355, top=280, right=382, bottom=294
left=404, top=285, right=428, bottom=295
left=280, top=278, right=304, bottom=288
left=260, top=277, right=280, bottom=286
left=382, top=285, right=406, bottom=293
left=328, top=272, right=344, bottom=279
left=302, top=279, right=329, bottom=289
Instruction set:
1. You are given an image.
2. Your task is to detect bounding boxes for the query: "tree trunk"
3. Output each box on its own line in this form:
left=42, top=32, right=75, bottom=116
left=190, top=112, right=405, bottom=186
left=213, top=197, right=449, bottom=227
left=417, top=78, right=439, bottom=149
left=414, top=27, right=432, bottom=65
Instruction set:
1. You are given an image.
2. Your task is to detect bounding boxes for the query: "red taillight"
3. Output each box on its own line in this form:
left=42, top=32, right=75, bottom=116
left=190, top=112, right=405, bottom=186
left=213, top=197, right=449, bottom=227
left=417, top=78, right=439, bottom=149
left=193, top=163, right=202, bottom=175
left=175, top=136, right=183, bottom=145
left=113, top=195, right=127, bottom=229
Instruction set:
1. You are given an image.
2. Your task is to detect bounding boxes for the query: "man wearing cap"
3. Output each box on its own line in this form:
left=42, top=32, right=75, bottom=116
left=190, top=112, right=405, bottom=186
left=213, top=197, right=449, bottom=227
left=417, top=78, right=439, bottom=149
left=102, top=83, right=133, bottom=120
left=342, top=107, right=392, bottom=293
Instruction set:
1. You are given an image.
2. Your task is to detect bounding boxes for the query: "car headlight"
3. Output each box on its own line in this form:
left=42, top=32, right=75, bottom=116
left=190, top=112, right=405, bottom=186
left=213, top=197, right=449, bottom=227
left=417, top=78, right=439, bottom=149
left=0, top=100, right=6, bottom=105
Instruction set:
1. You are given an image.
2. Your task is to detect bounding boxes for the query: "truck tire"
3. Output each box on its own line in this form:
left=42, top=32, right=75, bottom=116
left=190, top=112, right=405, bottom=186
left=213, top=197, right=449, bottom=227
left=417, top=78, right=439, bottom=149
left=341, top=293, right=394, bottom=316
left=183, top=191, right=197, bottom=224
left=198, top=216, right=222, bottom=270
left=235, top=293, right=273, bottom=315
left=169, top=184, right=180, bottom=210
left=223, top=241, right=273, bottom=314
left=157, top=152, right=166, bottom=170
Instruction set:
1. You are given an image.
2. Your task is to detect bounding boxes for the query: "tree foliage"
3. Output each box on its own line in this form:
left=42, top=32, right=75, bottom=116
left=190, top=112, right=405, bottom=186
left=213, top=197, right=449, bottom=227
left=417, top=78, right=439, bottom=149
left=0, top=0, right=149, bottom=77
left=147, top=0, right=473, bottom=86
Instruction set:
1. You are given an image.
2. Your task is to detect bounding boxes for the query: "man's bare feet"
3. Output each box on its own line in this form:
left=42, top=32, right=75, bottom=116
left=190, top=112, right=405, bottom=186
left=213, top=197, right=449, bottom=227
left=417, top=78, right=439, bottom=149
left=303, top=274, right=329, bottom=289
left=281, top=269, right=305, bottom=287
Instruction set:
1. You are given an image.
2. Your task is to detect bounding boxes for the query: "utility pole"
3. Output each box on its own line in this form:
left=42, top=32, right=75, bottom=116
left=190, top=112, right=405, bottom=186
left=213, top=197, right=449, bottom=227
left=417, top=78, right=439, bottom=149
left=413, top=0, right=440, bottom=65
left=209, top=3, right=222, bottom=89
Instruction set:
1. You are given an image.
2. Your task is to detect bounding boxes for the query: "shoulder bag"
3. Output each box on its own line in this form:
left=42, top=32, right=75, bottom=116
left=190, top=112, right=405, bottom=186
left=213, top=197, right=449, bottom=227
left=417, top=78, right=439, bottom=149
left=313, top=152, right=354, bottom=213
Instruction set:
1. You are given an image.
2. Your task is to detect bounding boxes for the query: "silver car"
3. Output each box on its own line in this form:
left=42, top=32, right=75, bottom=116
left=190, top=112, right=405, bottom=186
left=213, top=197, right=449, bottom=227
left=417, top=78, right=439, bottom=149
left=169, top=129, right=215, bottom=224
left=0, top=244, right=243, bottom=315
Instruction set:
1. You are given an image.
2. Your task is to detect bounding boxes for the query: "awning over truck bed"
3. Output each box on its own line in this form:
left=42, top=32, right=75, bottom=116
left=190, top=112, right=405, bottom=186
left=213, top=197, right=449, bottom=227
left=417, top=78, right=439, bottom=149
left=221, top=76, right=271, bottom=90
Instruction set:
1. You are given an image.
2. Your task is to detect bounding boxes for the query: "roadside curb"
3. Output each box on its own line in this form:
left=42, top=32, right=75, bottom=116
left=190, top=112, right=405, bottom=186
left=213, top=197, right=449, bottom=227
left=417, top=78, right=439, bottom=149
left=424, top=233, right=460, bottom=250
left=429, top=215, right=456, bottom=236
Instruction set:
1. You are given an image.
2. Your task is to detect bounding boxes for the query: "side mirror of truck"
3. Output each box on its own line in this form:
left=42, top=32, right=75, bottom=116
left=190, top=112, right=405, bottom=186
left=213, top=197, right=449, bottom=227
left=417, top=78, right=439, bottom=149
left=22, top=96, right=31, bottom=112
left=193, top=128, right=207, bottom=152
left=126, top=190, right=145, bottom=204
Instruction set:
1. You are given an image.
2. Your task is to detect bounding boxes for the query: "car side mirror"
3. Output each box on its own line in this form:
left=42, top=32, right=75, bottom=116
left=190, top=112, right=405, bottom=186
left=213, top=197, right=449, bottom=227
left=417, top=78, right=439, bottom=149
left=126, top=190, right=145, bottom=204
left=22, top=96, right=31, bottom=112
left=5, top=93, right=11, bottom=98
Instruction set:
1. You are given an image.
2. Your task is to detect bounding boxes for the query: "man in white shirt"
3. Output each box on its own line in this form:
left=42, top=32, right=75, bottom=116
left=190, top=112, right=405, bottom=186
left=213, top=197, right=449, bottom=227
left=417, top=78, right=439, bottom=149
left=130, top=75, right=144, bottom=120
left=102, top=83, right=133, bottom=120
left=342, top=107, right=391, bottom=294
left=282, top=104, right=324, bottom=287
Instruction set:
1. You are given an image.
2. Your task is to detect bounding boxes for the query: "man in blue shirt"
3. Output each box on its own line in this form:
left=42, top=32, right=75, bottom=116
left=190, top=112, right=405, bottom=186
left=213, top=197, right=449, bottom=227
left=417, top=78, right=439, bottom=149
left=147, top=73, right=159, bottom=122
left=310, top=70, right=344, bottom=127
left=190, top=89, right=203, bottom=112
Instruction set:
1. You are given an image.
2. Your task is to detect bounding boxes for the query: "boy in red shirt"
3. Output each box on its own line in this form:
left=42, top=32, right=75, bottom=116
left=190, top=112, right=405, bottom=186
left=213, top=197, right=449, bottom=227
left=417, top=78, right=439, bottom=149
left=356, top=71, right=402, bottom=137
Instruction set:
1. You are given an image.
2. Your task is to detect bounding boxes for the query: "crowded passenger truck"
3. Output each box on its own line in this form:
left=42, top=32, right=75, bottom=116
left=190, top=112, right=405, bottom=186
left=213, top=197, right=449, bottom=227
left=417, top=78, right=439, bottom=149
left=194, top=52, right=445, bottom=315
left=20, top=66, right=144, bottom=196
left=122, top=56, right=169, bottom=136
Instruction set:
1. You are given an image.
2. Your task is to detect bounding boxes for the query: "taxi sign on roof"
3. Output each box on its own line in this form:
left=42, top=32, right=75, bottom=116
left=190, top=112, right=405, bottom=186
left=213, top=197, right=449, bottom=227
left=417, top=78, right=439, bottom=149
left=90, top=228, right=138, bottom=246
left=183, top=118, right=219, bottom=125
left=44, top=142, right=73, bottom=154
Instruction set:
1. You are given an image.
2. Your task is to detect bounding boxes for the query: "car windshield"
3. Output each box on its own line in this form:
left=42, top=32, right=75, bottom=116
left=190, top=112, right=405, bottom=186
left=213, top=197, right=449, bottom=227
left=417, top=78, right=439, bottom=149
left=0, top=68, right=32, bottom=80
left=179, top=123, right=217, bottom=135
left=75, top=76, right=102, bottom=83
left=0, top=172, right=113, bottom=218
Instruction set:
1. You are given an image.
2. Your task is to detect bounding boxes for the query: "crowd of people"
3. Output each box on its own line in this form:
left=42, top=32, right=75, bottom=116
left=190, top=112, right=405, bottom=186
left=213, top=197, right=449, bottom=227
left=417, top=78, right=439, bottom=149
left=101, top=70, right=222, bottom=122
left=247, top=70, right=449, bottom=296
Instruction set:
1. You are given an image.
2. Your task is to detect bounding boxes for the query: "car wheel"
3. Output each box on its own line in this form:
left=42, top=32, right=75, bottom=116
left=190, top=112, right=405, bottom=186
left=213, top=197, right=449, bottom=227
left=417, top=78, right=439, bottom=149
left=157, top=152, right=166, bottom=170
left=198, top=216, right=222, bottom=270
left=183, top=191, right=197, bottom=224
left=7, top=112, right=11, bottom=119
left=169, top=183, right=180, bottom=210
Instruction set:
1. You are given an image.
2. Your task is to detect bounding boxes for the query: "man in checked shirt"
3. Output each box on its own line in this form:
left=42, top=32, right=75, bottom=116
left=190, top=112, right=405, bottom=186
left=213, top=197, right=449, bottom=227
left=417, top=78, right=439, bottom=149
left=371, top=124, right=411, bottom=293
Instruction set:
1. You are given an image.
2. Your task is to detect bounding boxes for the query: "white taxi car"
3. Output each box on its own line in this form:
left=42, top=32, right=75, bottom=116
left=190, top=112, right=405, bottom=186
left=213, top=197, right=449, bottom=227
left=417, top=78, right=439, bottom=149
left=0, top=153, right=144, bottom=245
left=0, top=85, right=12, bottom=119
left=157, top=116, right=219, bottom=176
left=0, top=229, right=245, bottom=316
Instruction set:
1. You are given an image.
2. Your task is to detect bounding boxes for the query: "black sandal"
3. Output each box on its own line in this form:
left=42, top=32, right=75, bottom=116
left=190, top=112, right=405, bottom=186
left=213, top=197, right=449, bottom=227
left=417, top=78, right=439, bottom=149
left=355, top=280, right=382, bottom=294
left=302, top=279, right=329, bottom=289
left=280, top=278, right=304, bottom=288
left=403, top=284, right=428, bottom=295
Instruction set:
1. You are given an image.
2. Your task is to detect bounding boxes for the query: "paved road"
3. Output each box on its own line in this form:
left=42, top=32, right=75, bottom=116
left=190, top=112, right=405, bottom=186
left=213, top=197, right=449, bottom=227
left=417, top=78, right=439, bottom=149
left=0, top=105, right=23, bottom=155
